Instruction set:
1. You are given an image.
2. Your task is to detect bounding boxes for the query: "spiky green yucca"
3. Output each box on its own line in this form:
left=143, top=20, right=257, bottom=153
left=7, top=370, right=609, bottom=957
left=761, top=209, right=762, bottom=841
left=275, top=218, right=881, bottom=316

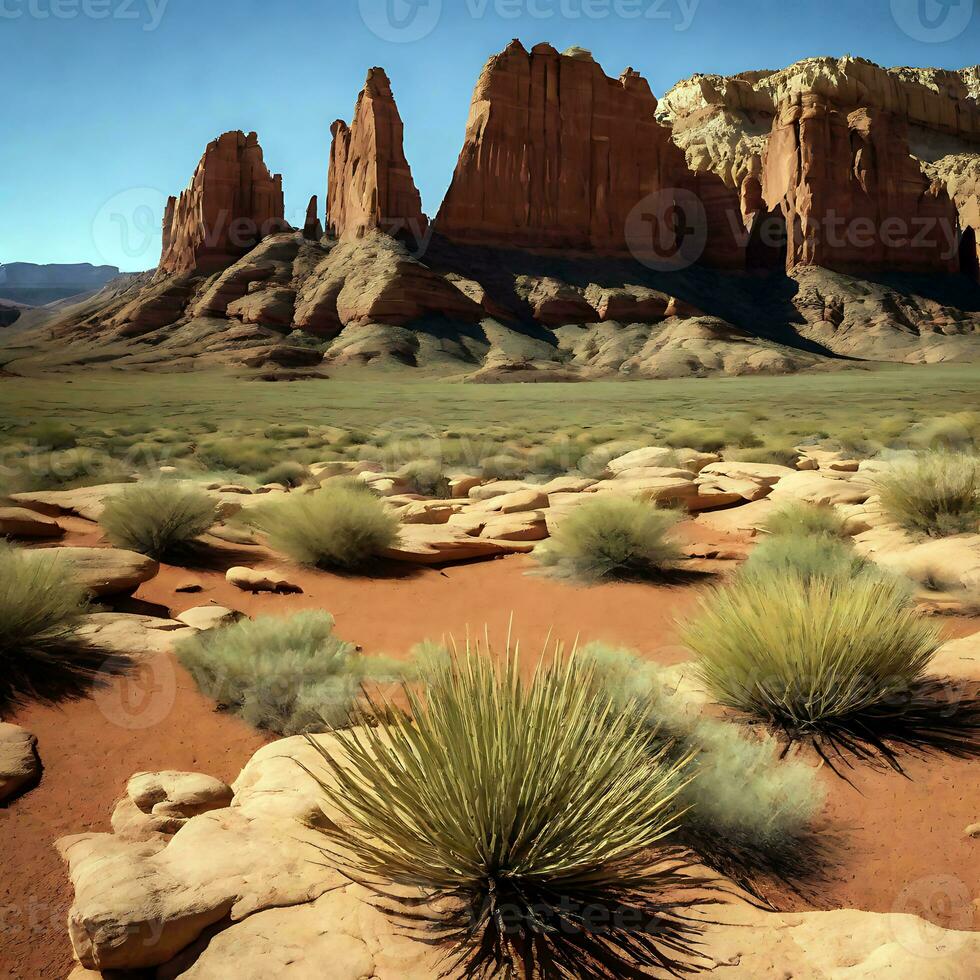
left=875, top=453, right=979, bottom=537
left=100, top=483, right=218, bottom=560
left=252, top=484, right=399, bottom=570
left=0, top=543, right=88, bottom=704
left=176, top=611, right=400, bottom=735
left=762, top=502, right=848, bottom=540
left=683, top=570, right=941, bottom=751
left=304, top=640, right=704, bottom=980
left=535, top=496, right=682, bottom=581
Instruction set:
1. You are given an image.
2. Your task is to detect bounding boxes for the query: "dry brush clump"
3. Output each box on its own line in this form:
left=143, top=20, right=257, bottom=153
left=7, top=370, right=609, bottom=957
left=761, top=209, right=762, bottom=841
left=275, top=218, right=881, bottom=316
left=535, top=496, right=682, bottom=582
left=682, top=569, right=952, bottom=771
left=99, top=482, right=219, bottom=561
left=249, top=483, right=399, bottom=571
left=875, top=452, right=979, bottom=538
left=304, top=639, right=707, bottom=980
left=0, top=543, right=90, bottom=707
left=175, top=611, right=402, bottom=735
left=762, top=502, right=849, bottom=540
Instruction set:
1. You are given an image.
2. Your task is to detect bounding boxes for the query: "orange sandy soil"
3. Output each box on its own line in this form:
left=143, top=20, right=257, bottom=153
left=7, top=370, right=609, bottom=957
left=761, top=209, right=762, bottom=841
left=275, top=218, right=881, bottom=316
left=1, top=517, right=978, bottom=979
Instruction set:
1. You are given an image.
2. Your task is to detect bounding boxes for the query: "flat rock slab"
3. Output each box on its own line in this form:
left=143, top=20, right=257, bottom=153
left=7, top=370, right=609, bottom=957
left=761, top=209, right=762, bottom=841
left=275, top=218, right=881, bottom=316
left=929, top=631, right=980, bottom=683
left=226, top=567, right=303, bottom=594
left=384, top=525, right=532, bottom=564
left=77, top=614, right=194, bottom=657
left=10, top=483, right=130, bottom=521
left=52, top=547, right=159, bottom=597
left=0, top=723, right=40, bottom=803
left=768, top=472, right=871, bottom=506
left=175, top=606, right=243, bottom=631
left=695, top=498, right=774, bottom=536
left=0, top=506, right=64, bottom=539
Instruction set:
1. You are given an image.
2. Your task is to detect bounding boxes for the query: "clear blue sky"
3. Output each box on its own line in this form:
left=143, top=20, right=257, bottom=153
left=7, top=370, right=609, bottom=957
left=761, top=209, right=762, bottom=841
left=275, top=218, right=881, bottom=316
left=2, top=0, right=978, bottom=270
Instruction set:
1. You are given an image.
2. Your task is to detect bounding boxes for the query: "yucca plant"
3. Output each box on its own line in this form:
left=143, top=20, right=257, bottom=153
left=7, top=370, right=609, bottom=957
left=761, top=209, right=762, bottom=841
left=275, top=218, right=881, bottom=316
left=250, top=484, right=399, bottom=571
left=535, top=496, right=682, bottom=582
left=99, top=482, right=219, bottom=561
left=303, top=638, right=706, bottom=979
left=875, top=452, right=979, bottom=537
left=682, top=569, right=946, bottom=771
left=0, top=542, right=89, bottom=706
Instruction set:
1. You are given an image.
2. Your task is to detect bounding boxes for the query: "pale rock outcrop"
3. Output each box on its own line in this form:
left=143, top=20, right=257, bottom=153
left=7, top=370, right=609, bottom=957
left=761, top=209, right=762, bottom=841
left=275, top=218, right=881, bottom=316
left=0, top=723, right=40, bottom=803
left=0, top=505, right=64, bottom=539
left=54, top=548, right=159, bottom=597
left=226, top=567, right=303, bottom=594
left=76, top=614, right=193, bottom=656
left=175, top=606, right=243, bottom=631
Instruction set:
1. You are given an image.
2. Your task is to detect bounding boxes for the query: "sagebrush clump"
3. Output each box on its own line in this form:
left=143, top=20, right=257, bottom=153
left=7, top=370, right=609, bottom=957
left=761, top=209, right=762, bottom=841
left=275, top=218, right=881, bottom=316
left=535, top=496, right=682, bottom=581
left=875, top=452, right=979, bottom=538
left=304, top=639, right=703, bottom=979
left=99, top=483, right=218, bottom=560
left=763, top=502, right=848, bottom=540
left=743, top=534, right=871, bottom=583
left=176, top=611, right=401, bottom=735
left=251, top=484, right=399, bottom=570
left=0, top=543, right=89, bottom=706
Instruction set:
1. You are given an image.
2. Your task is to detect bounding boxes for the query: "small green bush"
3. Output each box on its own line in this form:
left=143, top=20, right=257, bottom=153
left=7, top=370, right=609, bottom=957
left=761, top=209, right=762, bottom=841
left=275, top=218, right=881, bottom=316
left=195, top=437, right=282, bottom=475
left=744, top=535, right=871, bottom=583
left=875, top=453, right=979, bottom=538
left=303, top=639, right=702, bottom=978
left=0, top=543, right=89, bottom=705
left=23, top=421, right=77, bottom=450
left=663, top=421, right=727, bottom=453
left=176, top=612, right=400, bottom=735
left=259, top=461, right=310, bottom=488
left=763, top=502, right=848, bottom=539
left=251, top=484, right=399, bottom=570
left=479, top=453, right=530, bottom=480
left=535, top=496, right=682, bottom=581
left=100, top=483, right=218, bottom=560
left=5, top=448, right=133, bottom=492
left=264, top=424, right=311, bottom=440
left=682, top=569, right=941, bottom=741
left=398, top=459, right=451, bottom=498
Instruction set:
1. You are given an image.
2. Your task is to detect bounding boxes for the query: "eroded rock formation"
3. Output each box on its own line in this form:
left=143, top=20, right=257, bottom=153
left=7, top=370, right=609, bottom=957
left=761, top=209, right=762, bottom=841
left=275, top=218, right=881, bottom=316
left=326, top=68, right=427, bottom=246
left=158, top=131, right=287, bottom=278
left=435, top=41, right=744, bottom=267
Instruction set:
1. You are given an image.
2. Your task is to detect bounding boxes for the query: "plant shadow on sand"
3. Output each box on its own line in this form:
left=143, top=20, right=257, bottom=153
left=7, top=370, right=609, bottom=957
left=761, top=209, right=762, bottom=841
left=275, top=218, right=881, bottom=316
left=0, top=639, right=134, bottom=715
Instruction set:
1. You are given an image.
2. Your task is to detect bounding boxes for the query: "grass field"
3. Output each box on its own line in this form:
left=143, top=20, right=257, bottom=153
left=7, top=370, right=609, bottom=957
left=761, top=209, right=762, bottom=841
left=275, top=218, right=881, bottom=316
left=1, top=364, right=977, bottom=488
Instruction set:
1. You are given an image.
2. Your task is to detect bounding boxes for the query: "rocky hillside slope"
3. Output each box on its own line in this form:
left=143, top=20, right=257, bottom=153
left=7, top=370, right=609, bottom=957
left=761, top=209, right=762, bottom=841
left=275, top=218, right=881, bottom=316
left=4, top=46, right=979, bottom=380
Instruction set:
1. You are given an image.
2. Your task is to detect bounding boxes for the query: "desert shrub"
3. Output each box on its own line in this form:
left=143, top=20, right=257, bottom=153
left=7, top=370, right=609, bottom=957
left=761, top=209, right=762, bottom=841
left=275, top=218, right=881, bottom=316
left=725, top=442, right=799, bottom=467
left=0, top=543, right=89, bottom=705
left=906, top=413, right=978, bottom=452
left=479, top=453, right=530, bottom=480
left=744, top=535, right=873, bottom=585
left=23, top=421, right=77, bottom=450
left=535, top=496, right=681, bottom=581
left=583, top=644, right=825, bottom=881
left=398, top=459, right=451, bottom=497
left=195, top=437, right=281, bottom=475
left=3, top=448, right=133, bottom=492
left=99, top=483, right=219, bottom=560
left=875, top=453, right=979, bottom=537
left=176, top=612, right=400, bottom=735
left=303, top=639, right=703, bottom=979
left=682, top=569, right=941, bottom=746
left=663, top=421, right=727, bottom=453
left=251, top=484, right=399, bottom=570
left=259, top=460, right=310, bottom=488
left=525, top=439, right=588, bottom=477
left=264, top=423, right=311, bottom=440
left=577, top=438, right=648, bottom=477
left=763, top=501, right=848, bottom=539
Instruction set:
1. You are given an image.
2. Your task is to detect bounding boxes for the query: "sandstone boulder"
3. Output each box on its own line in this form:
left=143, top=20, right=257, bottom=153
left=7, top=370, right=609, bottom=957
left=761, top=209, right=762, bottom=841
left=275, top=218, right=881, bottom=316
left=175, top=606, right=243, bottom=631
left=0, top=505, right=64, bottom=539
left=226, top=567, right=303, bottom=594
left=55, top=548, right=159, bottom=597
left=0, top=723, right=40, bottom=803
left=76, top=614, right=193, bottom=657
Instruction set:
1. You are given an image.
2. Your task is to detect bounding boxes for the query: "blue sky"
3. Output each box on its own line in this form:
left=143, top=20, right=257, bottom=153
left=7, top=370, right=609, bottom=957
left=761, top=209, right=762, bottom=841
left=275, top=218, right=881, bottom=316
left=2, top=0, right=978, bottom=270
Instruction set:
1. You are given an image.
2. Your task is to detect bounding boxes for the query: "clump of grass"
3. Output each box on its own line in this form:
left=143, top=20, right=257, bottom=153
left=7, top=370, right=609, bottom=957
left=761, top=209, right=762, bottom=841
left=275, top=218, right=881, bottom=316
left=99, top=483, right=219, bottom=560
left=251, top=484, right=399, bottom=570
left=398, top=459, right=450, bottom=498
left=264, top=423, right=311, bottom=440
left=4, top=448, right=133, bottom=492
left=259, top=460, right=310, bottom=488
left=875, top=453, right=979, bottom=538
left=724, top=442, right=799, bottom=467
left=535, top=496, right=682, bottom=581
left=479, top=453, right=530, bottom=480
left=583, top=644, right=825, bottom=889
left=682, top=569, right=943, bottom=767
left=176, top=611, right=400, bottom=735
left=22, top=421, right=77, bottom=450
left=195, top=437, right=283, bottom=475
left=743, top=535, right=871, bottom=583
left=0, top=543, right=89, bottom=707
left=303, top=638, right=704, bottom=979
left=763, top=502, right=848, bottom=539
left=663, top=421, right=727, bottom=453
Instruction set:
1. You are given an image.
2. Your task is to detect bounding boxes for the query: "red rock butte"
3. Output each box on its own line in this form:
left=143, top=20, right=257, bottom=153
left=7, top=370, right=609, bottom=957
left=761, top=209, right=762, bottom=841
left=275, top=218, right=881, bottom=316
left=158, top=131, right=286, bottom=278
left=327, top=67, right=428, bottom=245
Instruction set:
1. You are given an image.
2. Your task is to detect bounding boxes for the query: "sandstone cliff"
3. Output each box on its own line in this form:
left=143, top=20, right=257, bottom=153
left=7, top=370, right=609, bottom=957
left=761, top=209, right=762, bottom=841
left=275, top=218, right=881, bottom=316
left=158, top=131, right=287, bottom=278
left=326, top=68, right=427, bottom=247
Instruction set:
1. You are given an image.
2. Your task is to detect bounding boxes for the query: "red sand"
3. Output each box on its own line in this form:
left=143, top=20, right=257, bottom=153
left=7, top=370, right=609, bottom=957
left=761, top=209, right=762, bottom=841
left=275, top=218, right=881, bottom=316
left=2, top=521, right=978, bottom=978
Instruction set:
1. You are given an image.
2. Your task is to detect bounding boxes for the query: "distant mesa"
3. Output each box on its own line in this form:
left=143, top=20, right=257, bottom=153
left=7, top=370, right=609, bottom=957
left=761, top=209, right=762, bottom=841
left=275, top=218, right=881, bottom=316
left=0, top=262, right=120, bottom=306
